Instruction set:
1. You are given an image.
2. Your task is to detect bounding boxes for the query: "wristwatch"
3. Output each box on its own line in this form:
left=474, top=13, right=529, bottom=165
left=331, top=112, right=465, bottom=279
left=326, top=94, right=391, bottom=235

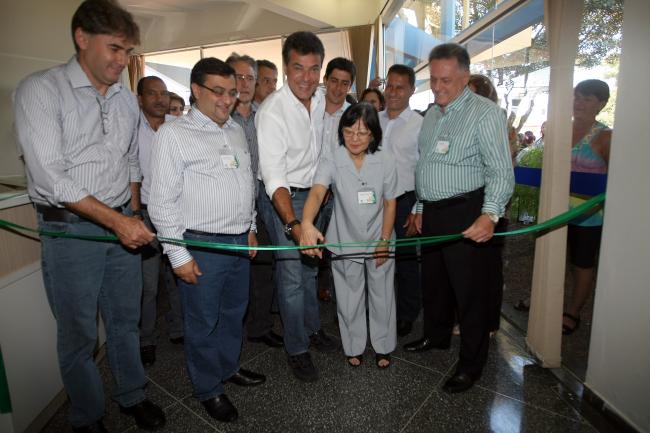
left=283, top=219, right=301, bottom=236
left=483, top=212, right=499, bottom=224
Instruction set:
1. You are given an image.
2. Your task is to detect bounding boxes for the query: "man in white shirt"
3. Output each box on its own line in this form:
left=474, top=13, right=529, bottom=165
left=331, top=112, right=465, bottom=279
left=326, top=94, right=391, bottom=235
left=256, top=31, right=337, bottom=383
left=379, top=64, right=424, bottom=338
left=135, top=76, right=184, bottom=368
left=149, top=58, right=265, bottom=423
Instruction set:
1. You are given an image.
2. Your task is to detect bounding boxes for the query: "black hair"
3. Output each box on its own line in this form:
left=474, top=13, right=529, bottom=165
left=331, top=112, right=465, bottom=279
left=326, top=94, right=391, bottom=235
left=136, top=76, right=163, bottom=96
left=338, top=102, right=382, bottom=154
left=428, top=43, right=470, bottom=71
left=575, top=79, right=610, bottom=103
left=226, top=52, right=258, bottom=76
left=360, top=88, right=385, bottom=111
left=282, top=31, right=325, bottom=67
left=325, top=57, right=356, bottom=84
left=169, top=92, right=185, bottom=107
left=387, top=64, right=416, bottom=88
left=71, top=0, right=140, bottom=52
left=190, top=57, right=235, bottom=99
left=256, top=59, right=278, bottom=72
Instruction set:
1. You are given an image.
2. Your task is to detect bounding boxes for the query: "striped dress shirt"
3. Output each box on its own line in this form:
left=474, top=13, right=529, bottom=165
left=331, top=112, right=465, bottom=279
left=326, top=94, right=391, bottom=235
left=231, top=105, right=259, bottom=180
left=416, top=87, right=514, bottom=216
left=13, top=56, right=140, bottom=208
left=138, top=113, right=176, bottom=205
left=148, top=108, right=256, bottom=268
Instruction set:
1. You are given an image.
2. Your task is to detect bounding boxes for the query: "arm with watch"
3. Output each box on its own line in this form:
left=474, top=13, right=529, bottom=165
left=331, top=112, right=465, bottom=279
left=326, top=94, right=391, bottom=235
left=271, top=186, right=305, bottom=244
left=375, top=197, right=396, bottom=268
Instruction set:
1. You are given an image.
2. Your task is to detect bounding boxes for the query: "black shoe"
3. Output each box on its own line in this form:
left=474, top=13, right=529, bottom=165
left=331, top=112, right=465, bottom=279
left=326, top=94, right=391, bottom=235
left=201, top=394, right=238, bottom=422
left=288, top=352, right=318, bottom=382
left=309, top=329, right=338, bottom=353
left=225, top=368, right=266, bottom=387
left=397, top=320, right=413, bottom=337
left=442, top=372, right=476, bottom=393
left=140, top=345, right=156, bottom=367
left=403, top=337, right=450, bottom=353
left=72, top=420, right=108, bottom=433
left=247, top=331, right=283, bottom=348
left=119, top=400, right=166, bottom=431
left=169, top=336, right=184, bottom=345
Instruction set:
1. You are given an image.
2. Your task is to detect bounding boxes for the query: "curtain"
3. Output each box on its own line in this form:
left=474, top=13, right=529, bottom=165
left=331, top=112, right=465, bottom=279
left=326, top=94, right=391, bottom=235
left=128, top=55, right=145, bottom=93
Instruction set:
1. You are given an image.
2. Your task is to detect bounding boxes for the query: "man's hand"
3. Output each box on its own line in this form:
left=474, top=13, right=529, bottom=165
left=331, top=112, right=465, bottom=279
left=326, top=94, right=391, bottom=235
left=299, top=223, right=324, bottom=259
left=462, top=214, right=495, bottom=243
left=404, top=213, right=422, bottom=237
left=113, top=214, right=155, bottom=249
left=173, top=259, right=202, bottom=284
left=248, top=231, right=258, bottom=259
left=374, top=242, right=389, bottom=267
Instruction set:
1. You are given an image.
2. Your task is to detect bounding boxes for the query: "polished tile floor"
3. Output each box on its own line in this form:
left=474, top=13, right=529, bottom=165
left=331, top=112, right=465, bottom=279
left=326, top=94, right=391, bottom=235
left=41, top=294, right=604, bottom=433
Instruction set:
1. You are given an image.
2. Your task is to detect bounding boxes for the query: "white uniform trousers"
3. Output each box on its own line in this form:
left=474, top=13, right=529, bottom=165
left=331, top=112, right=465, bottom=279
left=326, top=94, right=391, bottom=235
left=331, top=257, right=397, bottom=356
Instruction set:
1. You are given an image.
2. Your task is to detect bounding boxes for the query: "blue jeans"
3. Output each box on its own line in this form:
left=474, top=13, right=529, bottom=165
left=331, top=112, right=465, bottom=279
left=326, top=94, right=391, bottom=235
left=178, top=231, right=249, bottom=401
left=38, top=210, right=146, bottom=428
left=257, top=186, right=321, bottom=355
left=140, top=209, right=184, bottom=346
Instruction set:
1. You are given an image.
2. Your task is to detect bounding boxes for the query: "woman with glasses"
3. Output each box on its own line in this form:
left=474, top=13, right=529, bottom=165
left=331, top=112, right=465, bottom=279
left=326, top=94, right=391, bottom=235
left=299, top=102, right=398, bottom=369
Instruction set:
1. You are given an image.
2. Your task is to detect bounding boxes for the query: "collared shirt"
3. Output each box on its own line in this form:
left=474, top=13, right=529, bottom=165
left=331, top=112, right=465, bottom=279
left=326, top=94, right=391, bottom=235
left=138, top=113, right=175, bottom=205
left=322, top=100, right=351, bottom=158
left=379, top=107, right=423, bottom=196
left=231, top=104, right=259, bottom=180
left=148, top=108, right=256, bottom=268
left=13, top=56, right=140, bottom=208
left=416, top=87, right=514, bottom=216
left=256, top=83, right=325, bottom=198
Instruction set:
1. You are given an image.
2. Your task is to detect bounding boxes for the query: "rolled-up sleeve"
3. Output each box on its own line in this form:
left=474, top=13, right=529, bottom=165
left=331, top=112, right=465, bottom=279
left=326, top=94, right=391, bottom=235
left=14, top=76, right=90, bottom=204
left=256, top=108, right=289, bottom=199
left=148, top=127, right=192, bottom=268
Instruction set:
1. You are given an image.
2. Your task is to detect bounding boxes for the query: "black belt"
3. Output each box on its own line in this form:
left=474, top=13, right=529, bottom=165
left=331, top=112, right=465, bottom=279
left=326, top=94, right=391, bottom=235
left=289, top=186, right=310, bottom=193
left=185, top=229, right=246, bottom=237
left=36, top=203, right=128, bottom=223
left=140, top=203, right=148, bottom=210
left=421, top=188, right=484, bottom=210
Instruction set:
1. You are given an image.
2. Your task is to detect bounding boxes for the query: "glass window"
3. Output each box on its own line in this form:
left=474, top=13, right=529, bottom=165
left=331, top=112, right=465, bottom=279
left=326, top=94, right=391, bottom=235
left=145, top=49, right=202, bottom=111
left=203, top=38, right=284, bottom=84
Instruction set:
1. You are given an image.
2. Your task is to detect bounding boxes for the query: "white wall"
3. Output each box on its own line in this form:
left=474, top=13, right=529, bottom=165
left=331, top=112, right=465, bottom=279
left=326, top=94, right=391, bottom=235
left=0, top=0, right=81, bottom=176
left=586, top=0, right=650, bottom=432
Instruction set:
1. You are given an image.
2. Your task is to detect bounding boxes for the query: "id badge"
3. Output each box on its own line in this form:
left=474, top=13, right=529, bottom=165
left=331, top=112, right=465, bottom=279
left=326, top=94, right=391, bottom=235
left=220, top=154, right=238, bottom=169
left=434, top=139, right=450, bottom=154
left=357, top=189, right=377, bottom=205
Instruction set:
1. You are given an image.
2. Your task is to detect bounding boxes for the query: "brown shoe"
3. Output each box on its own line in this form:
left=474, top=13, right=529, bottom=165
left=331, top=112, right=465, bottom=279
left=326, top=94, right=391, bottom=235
left=318, top=287, right=331, bottom=302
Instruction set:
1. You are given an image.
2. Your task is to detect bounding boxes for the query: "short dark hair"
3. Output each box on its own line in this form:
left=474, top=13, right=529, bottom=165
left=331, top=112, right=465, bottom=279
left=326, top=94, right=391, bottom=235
left=71, top=0, right=140, bottom=52
left=226, top=52, right=258, bottom=77
left=136, top=76, right=163, bottom=96
left=325, top=57, right=356, bottom=84
left=282, top=31, right=325, bottom=67
left=338, top=102, right=382, bottom=154
left=169, top=92, right=185, bottom=107
left=428, top=43, right=470, bottom=71
left=256, top=59, right=278, bottom=72
left=468, top=74, right=498, bottom=103
left=190, top=57, right=235, bottom=99
left=387, top=64, right=416, bottom=88
left=360, top=88, right=385, bottom=111
left=575, top=79, right=610, bottom=103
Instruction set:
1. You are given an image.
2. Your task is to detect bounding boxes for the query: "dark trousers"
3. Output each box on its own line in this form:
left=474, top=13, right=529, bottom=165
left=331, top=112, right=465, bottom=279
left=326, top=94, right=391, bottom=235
left=246, top=215, right=275, bottom=338
left=421, top=189, right=492, bottom=377
left=395, top=191, right=421, bottom=322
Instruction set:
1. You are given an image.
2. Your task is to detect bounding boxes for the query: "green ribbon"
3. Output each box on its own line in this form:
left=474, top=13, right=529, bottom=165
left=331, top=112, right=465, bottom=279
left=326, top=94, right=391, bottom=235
left=0, top=193, right=605, bottom=251
left=0, top=346, right=12, bottom=414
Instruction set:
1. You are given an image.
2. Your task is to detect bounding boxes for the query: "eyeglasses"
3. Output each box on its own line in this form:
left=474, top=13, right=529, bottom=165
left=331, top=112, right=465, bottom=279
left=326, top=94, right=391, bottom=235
left=196, top=83, right=239, bottom=99
left=342, top=128, right=371, bottom=139
left=96, top=97, right=109, bottom=135
left=235, top=74, right=256, bottom=83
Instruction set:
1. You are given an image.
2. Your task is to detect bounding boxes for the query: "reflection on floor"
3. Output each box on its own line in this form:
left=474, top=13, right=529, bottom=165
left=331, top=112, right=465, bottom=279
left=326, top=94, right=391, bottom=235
left=500, top=224, right=595, bottom=381
left=41, top=269, right=604, bottom=433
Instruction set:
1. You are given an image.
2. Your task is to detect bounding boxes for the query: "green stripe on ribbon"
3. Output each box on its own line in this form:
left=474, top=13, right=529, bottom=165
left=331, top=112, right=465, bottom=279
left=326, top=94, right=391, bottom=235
left=0, top=347, right=12, bottom=414
left=0, top=193, right=605, bottom=251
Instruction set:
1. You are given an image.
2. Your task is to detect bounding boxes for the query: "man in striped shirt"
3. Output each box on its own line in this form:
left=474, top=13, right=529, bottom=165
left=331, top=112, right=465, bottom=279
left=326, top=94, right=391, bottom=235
left=148, top=57, right=265, bottom=423
left=406, top=43, right=514, bottom=393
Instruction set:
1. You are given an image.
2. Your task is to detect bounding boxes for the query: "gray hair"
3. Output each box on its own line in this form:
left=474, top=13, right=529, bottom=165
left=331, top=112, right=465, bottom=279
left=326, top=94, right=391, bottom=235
left=225, top=52, right=257, bottom=77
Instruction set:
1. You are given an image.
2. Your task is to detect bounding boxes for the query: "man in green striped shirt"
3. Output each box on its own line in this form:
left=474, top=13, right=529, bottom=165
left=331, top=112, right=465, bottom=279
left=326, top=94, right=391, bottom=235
left=404, top=43, right=514, bottom=393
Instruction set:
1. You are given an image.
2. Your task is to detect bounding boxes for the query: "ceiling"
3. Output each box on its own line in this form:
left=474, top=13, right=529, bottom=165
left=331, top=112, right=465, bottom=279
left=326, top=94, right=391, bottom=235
left=122, top=0, right=387, bottom=53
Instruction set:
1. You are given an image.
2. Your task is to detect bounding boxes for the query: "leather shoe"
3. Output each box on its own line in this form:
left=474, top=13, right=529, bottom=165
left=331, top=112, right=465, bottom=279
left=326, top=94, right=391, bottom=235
left=225, top=368, right=266, bottom=387
left=119, top=400, right=165, bottom=430
left=72, top=419, right=108, bottom=433
left=201, top=394, right=238, bottom=422
left=397, top=320, right=413, bottom=337
left=403, top=337, right=450, bottom=352
left=442, top=372, right=476, bottom=393
left=140, top=345, right=156, bottom=367
left=247, top=330, right=283, bottom=348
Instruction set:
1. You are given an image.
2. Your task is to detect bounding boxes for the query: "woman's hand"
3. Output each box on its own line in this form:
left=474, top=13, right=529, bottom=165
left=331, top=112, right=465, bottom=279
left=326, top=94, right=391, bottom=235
left=374, top=240, right=390, bottom=267
left=299, top=223, right=325, bottom=259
